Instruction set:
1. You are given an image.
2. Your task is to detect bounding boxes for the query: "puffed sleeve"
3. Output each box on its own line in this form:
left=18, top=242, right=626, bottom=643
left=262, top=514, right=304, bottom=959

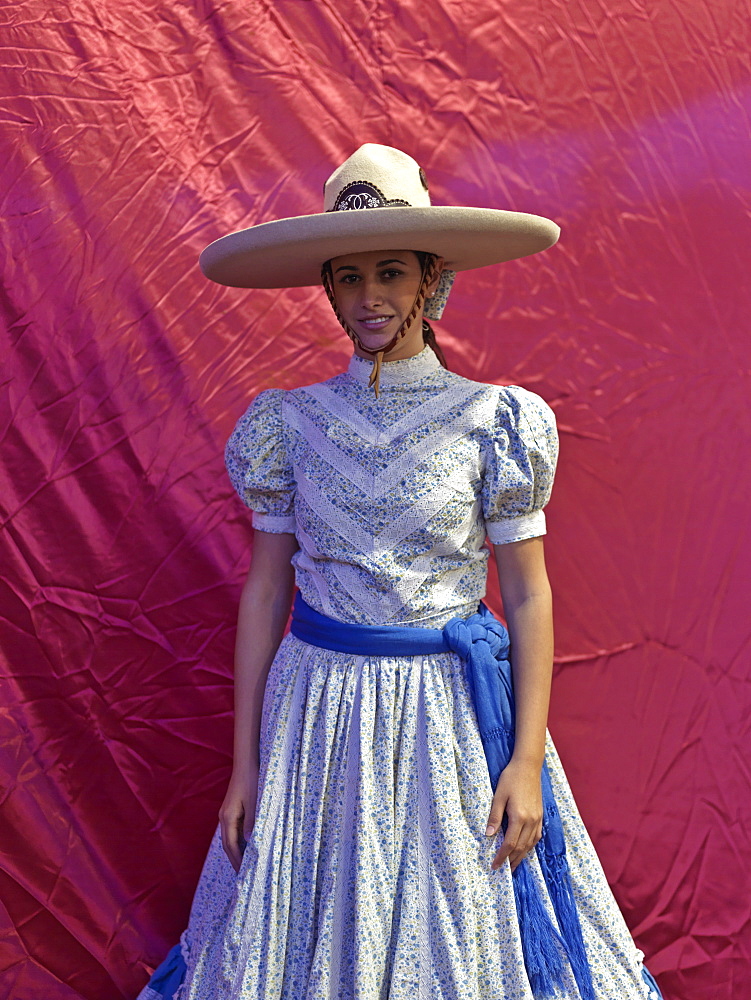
left=481, top=385, right=558, bottom=545
left=224, top=389, right=296, bottom=533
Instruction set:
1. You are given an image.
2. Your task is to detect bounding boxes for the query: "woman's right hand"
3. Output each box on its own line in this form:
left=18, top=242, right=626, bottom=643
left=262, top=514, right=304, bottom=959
left=219, top=768, right=258, bottom=873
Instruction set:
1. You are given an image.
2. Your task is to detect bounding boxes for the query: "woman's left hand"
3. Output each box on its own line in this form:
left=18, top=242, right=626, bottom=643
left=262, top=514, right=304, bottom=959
left=485, top=757, right=544, bottom=872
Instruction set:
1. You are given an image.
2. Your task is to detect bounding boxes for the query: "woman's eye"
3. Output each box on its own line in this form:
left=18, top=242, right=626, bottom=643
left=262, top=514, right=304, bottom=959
left=336, top=269, right=404, bottom=285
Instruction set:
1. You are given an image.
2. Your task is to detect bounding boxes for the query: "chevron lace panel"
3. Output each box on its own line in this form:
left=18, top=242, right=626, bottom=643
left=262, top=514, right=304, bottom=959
left=283, top=391, right=495, bottom=502
left=330, top=499, right=484, bottom=621
left=298, top=379, right=494, bottom=447
left=295, top=468, right=476, bottom=557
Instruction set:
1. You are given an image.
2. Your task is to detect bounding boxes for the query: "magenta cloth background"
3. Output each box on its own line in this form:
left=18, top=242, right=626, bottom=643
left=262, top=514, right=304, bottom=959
left=1, top=2, right=749, bottom=998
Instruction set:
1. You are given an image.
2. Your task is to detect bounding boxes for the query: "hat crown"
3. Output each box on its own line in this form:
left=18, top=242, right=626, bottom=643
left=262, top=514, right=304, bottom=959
left=323, top=143, right=432, bottom=213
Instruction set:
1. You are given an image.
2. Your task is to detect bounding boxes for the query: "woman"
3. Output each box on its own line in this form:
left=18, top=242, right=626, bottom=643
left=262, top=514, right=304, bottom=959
left=138, top=144, right=661, bottom=1000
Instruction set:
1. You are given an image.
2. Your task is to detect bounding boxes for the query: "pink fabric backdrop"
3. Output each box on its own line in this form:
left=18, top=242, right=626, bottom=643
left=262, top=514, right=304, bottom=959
left=1, top=2, right=749, bottom=998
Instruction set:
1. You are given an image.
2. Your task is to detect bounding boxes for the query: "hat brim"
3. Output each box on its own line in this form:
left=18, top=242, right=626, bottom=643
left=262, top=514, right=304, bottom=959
left=199, top=206, right=560, bottom=288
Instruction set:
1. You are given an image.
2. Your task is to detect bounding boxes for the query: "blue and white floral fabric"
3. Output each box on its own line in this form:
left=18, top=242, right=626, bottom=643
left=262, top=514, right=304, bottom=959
left=225, top=347, right=557, bottom=629
left=139, top=347, right=657, bottom=1000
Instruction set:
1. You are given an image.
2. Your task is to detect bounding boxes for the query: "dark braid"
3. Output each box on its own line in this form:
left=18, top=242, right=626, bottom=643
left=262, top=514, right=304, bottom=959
left=415, top=252, right=449, bottom=370
left=421, top=319, right=448, bottom=369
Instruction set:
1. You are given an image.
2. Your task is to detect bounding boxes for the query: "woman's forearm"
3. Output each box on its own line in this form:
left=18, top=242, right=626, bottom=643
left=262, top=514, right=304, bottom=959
left=493, top=537, right=554, bottom=769
left=232, top=531, right=298, bottom=775
left=503, top=587, right=553, bottom=767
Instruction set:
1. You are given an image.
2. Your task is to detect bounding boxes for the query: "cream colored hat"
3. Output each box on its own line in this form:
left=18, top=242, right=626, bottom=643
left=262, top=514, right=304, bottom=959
left=199, top=144, right=560, bottom=309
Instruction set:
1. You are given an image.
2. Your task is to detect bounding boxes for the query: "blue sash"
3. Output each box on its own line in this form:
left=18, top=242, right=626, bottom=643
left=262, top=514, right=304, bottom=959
left=291, top=593, right=595, bottom=1000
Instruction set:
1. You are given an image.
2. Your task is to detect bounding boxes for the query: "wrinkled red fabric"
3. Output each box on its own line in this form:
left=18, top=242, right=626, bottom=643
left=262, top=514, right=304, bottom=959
left=0, top=2, right=749, bottom=999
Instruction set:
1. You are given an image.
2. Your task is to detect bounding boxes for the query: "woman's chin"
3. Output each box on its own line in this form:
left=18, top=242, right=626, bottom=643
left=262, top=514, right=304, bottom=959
left=355, top=328, right=397, bottom=352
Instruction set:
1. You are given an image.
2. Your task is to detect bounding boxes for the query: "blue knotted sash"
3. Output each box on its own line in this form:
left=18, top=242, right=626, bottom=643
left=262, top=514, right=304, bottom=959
left=290, top=593, right=595, bottom=1000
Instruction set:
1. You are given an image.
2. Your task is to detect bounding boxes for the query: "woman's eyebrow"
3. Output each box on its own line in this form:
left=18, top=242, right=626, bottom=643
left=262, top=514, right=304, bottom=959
left=334, top=258, right=407, bottom=274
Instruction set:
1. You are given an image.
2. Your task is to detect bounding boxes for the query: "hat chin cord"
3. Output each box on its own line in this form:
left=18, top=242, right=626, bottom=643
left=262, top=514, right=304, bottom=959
left=321, top=256, right=440, bottom=398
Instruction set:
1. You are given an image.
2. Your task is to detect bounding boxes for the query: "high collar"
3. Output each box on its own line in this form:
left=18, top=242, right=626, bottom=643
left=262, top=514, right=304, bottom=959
left=346, top=346, right=442, bottom=388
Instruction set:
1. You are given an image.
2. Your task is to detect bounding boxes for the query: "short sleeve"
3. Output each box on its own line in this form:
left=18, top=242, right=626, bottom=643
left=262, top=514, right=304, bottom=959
left=224, top=389, right=296, bottom=533
left=481, top=385, right=559, bottom=545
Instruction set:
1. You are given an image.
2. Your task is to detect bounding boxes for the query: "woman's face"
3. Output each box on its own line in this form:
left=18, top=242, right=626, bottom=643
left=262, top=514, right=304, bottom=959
left=328, top=249, right=442, bottom=360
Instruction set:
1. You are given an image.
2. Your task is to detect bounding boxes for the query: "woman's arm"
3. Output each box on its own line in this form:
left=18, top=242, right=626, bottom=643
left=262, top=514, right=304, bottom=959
left=485, top=536, right=553, bottom=871
left=219, top=529, right=299, bottom=872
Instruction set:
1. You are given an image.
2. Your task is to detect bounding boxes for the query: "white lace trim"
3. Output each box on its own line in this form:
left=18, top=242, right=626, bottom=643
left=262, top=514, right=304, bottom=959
left=252, top=511, right=296, bottom=533
left=332, top=498, right=483, bottom=622
left=297, top=467, right=478, bottom=558
left=300, top=378, right=489, bottom=448
left=284, top=404, right=382, bottom=497
left=333, top=558, right=471, bottom=626
left=346, top=346, right=441, bottom=387
left=374, top=396, right=489, bottom=493
left=485, top=510, right=546, bottom=545
left=296, top=470, right=373, bottom=553
left=285, top=391, right=490, bottom=500
left=395, top=511, right=479, bottom=608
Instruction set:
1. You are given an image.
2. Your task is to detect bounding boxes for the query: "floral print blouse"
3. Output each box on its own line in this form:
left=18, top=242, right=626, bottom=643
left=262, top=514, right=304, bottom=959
left=225, top=346, right=557, bottom=629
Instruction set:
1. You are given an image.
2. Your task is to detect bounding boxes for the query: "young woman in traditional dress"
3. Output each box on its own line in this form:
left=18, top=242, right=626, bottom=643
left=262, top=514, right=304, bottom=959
left=138, top=144, right=662, bottom=1000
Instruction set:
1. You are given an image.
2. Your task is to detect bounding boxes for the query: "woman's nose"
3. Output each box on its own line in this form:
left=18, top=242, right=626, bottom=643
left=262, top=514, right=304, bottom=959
left=360, top=277, right=384, bottom=307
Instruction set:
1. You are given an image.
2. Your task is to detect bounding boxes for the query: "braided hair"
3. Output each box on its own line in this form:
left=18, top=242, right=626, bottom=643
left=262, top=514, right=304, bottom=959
left=414, top=252, right=449, bottom=370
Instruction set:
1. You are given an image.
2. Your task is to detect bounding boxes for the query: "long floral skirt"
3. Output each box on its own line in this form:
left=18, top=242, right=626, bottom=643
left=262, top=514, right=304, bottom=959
left=138, top=634, right=658, bottom=1000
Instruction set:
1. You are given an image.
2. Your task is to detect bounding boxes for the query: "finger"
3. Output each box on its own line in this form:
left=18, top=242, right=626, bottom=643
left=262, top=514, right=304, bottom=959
left=495, top=816, right=540, bottom=871
left=510, top=843, right=533, bottom=872
left=485, top=793, right=508, bottom=839
left=220, top=821, right=241, bottom=873
left=220, top=808, right=245, bottom=873
left=228, top=837, right=243, bottom=873
left=508, top=821, right=542, bottom=871
left=491, top=818, right=522, bottom=870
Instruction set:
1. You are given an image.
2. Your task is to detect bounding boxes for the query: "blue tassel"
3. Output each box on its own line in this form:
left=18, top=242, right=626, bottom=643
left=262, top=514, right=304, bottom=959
left=541, top=852, right=596, bottom=1000
left=536, top=767, right=595, bottom=1000
left=512, top=859, right=569, bottom=998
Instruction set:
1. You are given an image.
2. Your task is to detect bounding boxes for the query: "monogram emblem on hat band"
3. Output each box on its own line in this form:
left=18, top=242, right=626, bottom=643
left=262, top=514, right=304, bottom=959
left=329, top=181, right=411, bottom=212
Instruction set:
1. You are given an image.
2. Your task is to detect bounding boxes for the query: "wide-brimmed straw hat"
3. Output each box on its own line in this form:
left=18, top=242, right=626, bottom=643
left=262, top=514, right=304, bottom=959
left=199, top=144, right=560, bottom=311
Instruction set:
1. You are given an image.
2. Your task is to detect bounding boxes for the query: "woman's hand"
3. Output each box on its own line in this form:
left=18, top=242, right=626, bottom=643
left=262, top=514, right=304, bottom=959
left=219, top=768, right=259, bottom=873
left=485, top=757, right=544, bottom=872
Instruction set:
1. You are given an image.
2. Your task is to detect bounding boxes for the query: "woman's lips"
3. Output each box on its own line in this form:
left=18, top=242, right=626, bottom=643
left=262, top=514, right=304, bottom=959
left=358, top=315, right=394, bottom=331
